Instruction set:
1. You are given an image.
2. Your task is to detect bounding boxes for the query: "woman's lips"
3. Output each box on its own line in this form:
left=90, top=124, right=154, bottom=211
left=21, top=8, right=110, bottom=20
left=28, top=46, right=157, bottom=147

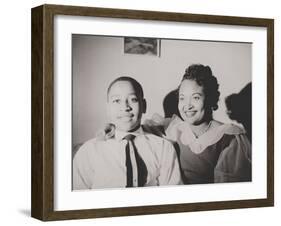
left=184, top=111, right=196, bottom=117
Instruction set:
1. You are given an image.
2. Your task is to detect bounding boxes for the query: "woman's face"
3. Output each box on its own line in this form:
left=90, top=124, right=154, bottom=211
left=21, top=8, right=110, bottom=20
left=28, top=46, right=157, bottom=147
left=178, top=79, right=206, bottom=125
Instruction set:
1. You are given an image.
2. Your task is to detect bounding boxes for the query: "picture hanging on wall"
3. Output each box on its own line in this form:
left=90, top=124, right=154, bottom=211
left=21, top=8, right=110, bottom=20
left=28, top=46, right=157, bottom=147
left=31, top=4, right=274, bottom=221
left=124, top=37, right=160, bottom=57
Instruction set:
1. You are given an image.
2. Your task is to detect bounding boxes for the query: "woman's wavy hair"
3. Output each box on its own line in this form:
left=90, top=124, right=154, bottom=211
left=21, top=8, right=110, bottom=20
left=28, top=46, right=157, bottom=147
left=180, top=64, right=220, bottom=119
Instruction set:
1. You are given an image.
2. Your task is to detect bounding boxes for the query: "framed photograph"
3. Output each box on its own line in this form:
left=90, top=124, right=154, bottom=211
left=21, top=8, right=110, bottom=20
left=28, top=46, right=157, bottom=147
left=31, top=4, right=274, bottom=221
left=124, top=37, right=160, bottom=56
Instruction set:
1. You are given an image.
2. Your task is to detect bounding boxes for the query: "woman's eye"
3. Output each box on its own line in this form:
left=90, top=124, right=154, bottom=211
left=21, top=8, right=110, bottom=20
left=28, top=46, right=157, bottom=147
left=179, top=96, right=184, bottom=101
left=193, top=96, right=200, bottom=101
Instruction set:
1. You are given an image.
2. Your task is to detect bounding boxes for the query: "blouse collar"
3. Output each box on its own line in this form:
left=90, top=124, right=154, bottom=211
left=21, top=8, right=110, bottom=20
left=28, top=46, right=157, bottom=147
left=167, top=115, right=246, bottom=154
left=115, top=126, right=143, bottom=141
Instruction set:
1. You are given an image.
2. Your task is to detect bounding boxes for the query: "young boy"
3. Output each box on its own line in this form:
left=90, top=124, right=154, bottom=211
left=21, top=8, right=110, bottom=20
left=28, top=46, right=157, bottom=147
left=73, top=76, right=182, bottom=190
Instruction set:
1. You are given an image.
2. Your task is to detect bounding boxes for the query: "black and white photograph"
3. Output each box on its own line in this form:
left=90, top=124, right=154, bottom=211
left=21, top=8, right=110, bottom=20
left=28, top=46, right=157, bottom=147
left=30, top=3, right=274, bottom=221
left=72, top=34, right=252, bottom=190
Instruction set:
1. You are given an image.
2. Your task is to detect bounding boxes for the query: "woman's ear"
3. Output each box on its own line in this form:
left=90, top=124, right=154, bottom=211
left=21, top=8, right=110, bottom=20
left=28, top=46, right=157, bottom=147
left=142, top=99, right=147, bottom=114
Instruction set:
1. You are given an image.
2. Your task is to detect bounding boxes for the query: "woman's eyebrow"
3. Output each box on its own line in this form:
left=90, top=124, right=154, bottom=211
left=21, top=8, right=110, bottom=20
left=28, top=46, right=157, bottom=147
left=192, top=92, right=203, bottom=96
left=179, top=92, right=202, bottom=96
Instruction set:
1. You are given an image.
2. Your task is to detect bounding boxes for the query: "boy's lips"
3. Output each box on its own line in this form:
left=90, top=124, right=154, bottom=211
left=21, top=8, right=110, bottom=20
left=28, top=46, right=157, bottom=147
left=118, top=114, right=134, bottom=121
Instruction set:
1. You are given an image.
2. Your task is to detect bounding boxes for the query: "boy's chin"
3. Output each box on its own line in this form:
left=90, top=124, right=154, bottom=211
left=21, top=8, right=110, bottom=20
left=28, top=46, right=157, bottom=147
left=116, top=123, right=141, bottom=132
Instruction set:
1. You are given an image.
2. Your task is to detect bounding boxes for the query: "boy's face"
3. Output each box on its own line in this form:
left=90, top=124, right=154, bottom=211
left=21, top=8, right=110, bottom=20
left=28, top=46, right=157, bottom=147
left=107, top=81, right=145, bottom=132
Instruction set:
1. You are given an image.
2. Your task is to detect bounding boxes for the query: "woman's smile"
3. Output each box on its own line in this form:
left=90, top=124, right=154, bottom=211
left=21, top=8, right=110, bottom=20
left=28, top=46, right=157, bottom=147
left=184, top=110, right=197, bottom=117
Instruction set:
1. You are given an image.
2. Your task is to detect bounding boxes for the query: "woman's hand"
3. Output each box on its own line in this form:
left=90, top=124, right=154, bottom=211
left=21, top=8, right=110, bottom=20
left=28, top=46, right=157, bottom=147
left=96, top=123, right=116, bottom=140
left=143, top=113, right=172, bottom=137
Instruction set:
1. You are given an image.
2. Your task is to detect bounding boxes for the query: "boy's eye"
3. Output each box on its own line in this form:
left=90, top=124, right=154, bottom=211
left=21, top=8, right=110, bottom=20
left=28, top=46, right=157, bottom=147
left=112, top=99, right=121, bottom=104
left=130, top=97, right=138, bottom=103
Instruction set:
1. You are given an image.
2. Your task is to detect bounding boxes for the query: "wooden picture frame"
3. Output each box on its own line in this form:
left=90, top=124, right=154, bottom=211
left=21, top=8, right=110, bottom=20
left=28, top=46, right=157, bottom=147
left=31, top=4, right=274, bottom=221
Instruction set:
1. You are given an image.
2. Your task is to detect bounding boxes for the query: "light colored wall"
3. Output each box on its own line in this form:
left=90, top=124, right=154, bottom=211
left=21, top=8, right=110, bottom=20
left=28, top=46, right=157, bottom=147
left=73, top=35, right=251, bottom=145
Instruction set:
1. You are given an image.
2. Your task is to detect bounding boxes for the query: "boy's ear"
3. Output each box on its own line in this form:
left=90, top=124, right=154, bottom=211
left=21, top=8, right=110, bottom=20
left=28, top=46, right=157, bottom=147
left=142, top=99, right=147, bottom=114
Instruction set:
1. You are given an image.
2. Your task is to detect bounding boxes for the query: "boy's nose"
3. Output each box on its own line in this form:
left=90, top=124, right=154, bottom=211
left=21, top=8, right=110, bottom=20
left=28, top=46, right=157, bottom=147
left=124, top=101, right=132, bottom=111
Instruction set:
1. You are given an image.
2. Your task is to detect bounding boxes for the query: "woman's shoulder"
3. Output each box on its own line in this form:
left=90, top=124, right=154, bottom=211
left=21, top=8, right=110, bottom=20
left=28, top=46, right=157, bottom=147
left=197, top=121, right=249, bottom=154
left=213, top=121, right=251, bottom=163
left=210, top=120, right=223, bottom=128
left=214, top=121, right=246, bottom=135
left=208, top=120, right=249, bottom=149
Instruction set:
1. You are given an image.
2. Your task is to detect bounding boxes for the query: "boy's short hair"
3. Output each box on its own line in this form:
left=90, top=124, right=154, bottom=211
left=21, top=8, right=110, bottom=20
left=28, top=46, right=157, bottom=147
left=107, top=76, right=144, bottom=100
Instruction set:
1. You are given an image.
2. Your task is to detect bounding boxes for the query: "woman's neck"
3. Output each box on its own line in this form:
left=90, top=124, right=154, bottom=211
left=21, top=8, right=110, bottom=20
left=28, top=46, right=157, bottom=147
left=189, top=120, right=212, bottom=138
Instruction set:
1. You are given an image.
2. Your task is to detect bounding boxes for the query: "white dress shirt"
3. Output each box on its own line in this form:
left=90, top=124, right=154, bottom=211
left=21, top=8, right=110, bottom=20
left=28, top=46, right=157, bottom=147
left=73, top=126, right=182, bottom=190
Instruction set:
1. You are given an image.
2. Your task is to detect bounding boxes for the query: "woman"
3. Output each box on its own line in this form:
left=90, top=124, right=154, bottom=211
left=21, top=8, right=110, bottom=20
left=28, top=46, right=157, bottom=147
left=154, top=64, right=252, bottom=184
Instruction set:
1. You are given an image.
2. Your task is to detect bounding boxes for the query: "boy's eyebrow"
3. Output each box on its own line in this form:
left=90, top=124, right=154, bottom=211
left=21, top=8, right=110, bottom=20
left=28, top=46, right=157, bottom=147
left=108, top=95, right=121, bottom=101
left=108, top=93, right=139, bottom=99
left=109, top=93, right=138, bottom=96
left=109, top=94, right=120, bottom=99
left=128, top=93, right=138, bottom=96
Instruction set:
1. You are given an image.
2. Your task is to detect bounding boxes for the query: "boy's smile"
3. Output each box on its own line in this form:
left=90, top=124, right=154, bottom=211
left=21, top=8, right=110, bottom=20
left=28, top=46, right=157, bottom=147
left=107, top=80, right=145, bottom=132
left=118, top=113, right=134, bottom=121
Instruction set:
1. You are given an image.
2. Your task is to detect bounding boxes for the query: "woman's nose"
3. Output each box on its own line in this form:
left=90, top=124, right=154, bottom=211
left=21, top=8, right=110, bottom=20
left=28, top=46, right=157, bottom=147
left=184, top=101, right=193, bottom=111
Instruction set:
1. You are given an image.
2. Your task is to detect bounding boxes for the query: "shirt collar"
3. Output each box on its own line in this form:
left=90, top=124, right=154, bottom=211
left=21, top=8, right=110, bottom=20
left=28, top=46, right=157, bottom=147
left=115, top=126, right=143, bottom=141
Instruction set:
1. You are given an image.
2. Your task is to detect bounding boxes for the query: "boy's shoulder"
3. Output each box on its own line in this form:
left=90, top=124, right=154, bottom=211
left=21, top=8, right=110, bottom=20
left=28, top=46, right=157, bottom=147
left=141, top=127, right=173, bottom=146
left=74, top=137, right=115, bottom=158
